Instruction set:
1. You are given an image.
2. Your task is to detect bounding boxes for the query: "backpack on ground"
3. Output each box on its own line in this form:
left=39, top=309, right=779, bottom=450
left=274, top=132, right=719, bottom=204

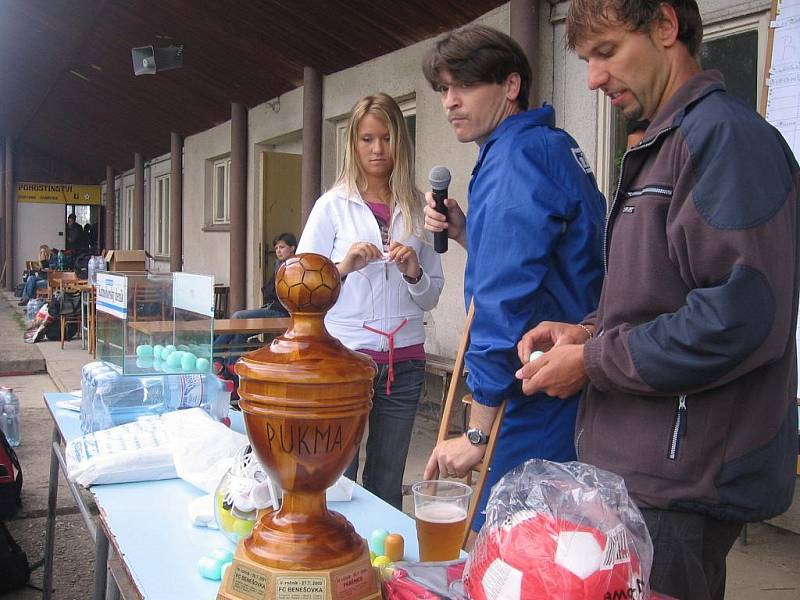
left=0, top=521, right=31, bottom=594
left=0, top=429, right=28, bottom=594
left=0, top=428, right=22, bottom=519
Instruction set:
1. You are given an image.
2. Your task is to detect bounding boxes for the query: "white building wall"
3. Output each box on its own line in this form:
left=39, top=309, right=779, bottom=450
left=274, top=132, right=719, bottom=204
left=14, top=202, right=64, bottom=281
left=183, top=121, right=232, bottom=283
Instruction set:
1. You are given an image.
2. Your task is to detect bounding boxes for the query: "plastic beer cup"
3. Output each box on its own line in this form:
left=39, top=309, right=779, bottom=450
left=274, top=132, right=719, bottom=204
left=412, top=480, right=472, bottom=561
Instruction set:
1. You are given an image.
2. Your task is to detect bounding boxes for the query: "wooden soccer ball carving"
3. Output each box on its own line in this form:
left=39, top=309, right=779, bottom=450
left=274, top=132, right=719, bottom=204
left=275, top=253, right=340, bottom=313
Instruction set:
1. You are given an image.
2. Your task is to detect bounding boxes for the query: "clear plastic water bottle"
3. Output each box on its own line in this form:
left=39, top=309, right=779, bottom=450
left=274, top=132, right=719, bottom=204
left=94, top=255, right=107, bottom=283
left=87, top=255, right=107, bottom=285
left=57, top=250, right=65, bottom=271
left=79, top=362, right=229, bottom=433
left=87, top=256, right=96, bottom=285
left=1, top=386, right=20, bottom=447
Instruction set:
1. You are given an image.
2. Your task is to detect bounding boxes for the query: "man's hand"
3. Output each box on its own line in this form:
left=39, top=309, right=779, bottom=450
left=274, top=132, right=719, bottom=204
left=424, top=192, right=467, bottom=249
left=515, top=344, right=587, bottom=397
left=517, top=321, right=593, bottom=364
left=423, top=435, right=486, bottom=480
left=387, top=241, right=420, bottom=279
left=337, top=242, right=383, bottom=277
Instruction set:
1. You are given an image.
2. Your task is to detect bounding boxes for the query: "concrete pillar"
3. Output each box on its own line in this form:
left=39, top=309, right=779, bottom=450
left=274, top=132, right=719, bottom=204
left=105, top=165, right=115, bottom=250
left=133, top=152, right=145, bottom=249
left=301, top=66, right=322, bottom=226
left=170, top=132, right=183, bottom=272
left=4, top=138, right=13, bottom=290
left=511, top=0, right=539, bottom=108
left=0, top=142, right=5, bottom=286
left=229, top=102, right=247, bottom=312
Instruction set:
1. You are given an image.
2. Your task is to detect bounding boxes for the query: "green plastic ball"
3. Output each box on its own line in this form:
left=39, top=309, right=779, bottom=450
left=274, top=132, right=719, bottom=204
left=181, top=353, right=197, bottom=371
left=166, top=351, right=182, bottom=369
left=136, top=344, right=153, bottom=357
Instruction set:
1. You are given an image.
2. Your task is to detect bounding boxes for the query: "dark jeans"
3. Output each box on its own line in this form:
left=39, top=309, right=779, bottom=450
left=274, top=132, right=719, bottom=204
left=344, top=359, right=426, bottom=510
left=641, top=509, right=743, bottom=600
left=214, top=307, right=287, bottom=350
left=21, top=275, right=47, bottom=302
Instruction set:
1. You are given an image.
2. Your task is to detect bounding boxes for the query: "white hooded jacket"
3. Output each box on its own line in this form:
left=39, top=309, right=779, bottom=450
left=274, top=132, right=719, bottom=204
left=297, top=185, right=444, bottom=352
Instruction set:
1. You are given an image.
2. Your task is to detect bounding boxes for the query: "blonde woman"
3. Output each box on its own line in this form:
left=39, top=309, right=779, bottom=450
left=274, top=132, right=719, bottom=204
left=298, top=93, right=444, bottom=509
left=19, top=245, right=52, bottom=305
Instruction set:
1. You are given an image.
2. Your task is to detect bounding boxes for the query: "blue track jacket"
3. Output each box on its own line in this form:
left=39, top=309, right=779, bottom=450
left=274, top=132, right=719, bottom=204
left=465, top=106, right=605, bottom=529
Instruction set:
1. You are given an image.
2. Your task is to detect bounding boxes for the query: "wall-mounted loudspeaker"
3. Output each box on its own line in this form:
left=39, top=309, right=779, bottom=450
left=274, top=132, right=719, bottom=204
left=131, top=45, right=184, bottom=76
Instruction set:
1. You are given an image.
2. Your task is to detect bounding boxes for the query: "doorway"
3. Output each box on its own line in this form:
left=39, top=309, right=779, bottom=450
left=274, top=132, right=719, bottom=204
left=261, top=151, right=302, bottom=299
left=65, top=204, right=100, bottom=251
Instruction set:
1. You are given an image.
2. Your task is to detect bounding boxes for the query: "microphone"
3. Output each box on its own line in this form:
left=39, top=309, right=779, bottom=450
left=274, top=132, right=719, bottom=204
left=428, top=166, right=451, bottom=254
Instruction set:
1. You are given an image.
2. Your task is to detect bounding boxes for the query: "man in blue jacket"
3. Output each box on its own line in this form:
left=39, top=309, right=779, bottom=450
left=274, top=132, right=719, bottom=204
left=421, top=25, right=606, bottom=544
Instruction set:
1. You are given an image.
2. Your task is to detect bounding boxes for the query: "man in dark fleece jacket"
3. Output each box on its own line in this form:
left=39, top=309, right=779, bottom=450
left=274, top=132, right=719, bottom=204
left=515, top=2, right=799, bottom=599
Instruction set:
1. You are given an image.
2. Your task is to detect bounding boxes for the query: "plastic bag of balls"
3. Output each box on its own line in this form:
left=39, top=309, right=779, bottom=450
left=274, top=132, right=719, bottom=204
left=464, top=460, right=658, bottom=600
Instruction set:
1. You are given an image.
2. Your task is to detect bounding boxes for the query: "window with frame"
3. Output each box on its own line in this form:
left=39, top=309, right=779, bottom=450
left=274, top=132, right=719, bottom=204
left=124, top=185, right=134, bottom=249
left=153, top=174, right=170, bottom=257
left=212, top=158, right=231, bottom=225
left=334, top=96, right=417, bottom=176
left=595, top=11, right=769, bottom=200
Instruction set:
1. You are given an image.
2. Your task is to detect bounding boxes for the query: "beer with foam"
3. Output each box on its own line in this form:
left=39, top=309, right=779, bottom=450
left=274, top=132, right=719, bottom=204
left=412, top=480, right=472, bottom=561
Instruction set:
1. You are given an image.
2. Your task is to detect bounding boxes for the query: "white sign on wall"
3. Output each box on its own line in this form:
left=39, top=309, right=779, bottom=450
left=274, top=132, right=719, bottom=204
left=96, top=273, right=128, bottom=319
left=172, top=273, right=215, bottom=317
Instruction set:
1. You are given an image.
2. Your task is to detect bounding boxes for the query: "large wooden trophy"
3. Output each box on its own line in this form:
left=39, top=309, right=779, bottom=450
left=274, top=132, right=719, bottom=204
left=218, top=253, right=379, bottom=600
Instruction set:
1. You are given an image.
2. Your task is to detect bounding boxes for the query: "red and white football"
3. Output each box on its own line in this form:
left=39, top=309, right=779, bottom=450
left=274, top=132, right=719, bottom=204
left=465, top=510, right=646, bottom=600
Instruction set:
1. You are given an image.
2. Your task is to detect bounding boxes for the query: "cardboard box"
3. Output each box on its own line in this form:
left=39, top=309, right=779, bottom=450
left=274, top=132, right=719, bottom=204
left=105, top=249, right=149, bottom=272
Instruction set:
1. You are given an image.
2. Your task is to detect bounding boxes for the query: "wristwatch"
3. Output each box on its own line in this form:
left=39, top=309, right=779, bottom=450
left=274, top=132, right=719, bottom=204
left=466, top=427, right=489, bottom=446
left=403, top=267, right=423, bottom=284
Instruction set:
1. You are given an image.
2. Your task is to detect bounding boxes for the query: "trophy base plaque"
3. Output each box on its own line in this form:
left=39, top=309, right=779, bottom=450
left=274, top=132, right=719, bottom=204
left=217, top=544, right=380, bottom=600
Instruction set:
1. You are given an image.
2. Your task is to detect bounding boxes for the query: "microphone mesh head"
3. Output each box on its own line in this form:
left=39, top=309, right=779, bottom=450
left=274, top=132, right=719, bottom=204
left=428, top=165, right=451, bottom=190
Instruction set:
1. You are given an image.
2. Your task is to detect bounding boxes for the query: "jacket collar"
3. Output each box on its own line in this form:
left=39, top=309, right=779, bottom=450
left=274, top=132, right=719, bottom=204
left=476, top=104, right=556, bottom=165
left=646, top=70, right=726, bottom=136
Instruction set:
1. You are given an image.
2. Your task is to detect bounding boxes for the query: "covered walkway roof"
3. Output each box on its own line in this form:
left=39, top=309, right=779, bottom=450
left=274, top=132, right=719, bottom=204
left=0, top=0, right=505, bottom=180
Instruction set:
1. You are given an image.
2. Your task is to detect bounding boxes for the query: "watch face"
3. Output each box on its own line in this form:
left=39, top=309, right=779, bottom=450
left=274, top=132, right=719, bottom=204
left=467, top=429, right=485, bottom=445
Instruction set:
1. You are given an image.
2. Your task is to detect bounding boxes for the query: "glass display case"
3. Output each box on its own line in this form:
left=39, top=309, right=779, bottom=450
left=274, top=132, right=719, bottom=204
left=95, top=272, right=214, bottom=375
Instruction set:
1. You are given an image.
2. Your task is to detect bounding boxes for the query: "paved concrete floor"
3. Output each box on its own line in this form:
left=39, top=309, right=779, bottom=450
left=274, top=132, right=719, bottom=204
left=1, top=293, right=799, bottom=598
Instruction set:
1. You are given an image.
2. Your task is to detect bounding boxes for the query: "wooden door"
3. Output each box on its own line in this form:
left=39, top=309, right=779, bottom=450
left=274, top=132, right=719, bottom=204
left=261, top=152, right=302, bottom=286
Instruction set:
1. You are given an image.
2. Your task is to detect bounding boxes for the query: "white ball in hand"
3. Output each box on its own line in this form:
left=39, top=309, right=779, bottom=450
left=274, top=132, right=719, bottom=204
left=529, top=350, right=544, bottom=362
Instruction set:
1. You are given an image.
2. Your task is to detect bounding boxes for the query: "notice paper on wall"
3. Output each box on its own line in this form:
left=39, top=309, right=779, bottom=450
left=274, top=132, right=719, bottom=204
left=765, top=0, right=800, bottom=394
left=766, top=0, right=800, bottom=159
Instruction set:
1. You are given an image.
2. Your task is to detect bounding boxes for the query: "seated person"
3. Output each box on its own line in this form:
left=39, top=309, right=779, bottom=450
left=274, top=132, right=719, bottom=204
left=19, top=245, right=51, bottom=305
left=213, top=233, right=297, bottom=356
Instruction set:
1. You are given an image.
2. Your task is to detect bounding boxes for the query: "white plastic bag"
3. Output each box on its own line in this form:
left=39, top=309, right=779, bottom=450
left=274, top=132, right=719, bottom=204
left=162, top=408, right=247, bottom=494
left=327, top=476, right=355, bottom=501
left=66, top=416, right=176, bottom=486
